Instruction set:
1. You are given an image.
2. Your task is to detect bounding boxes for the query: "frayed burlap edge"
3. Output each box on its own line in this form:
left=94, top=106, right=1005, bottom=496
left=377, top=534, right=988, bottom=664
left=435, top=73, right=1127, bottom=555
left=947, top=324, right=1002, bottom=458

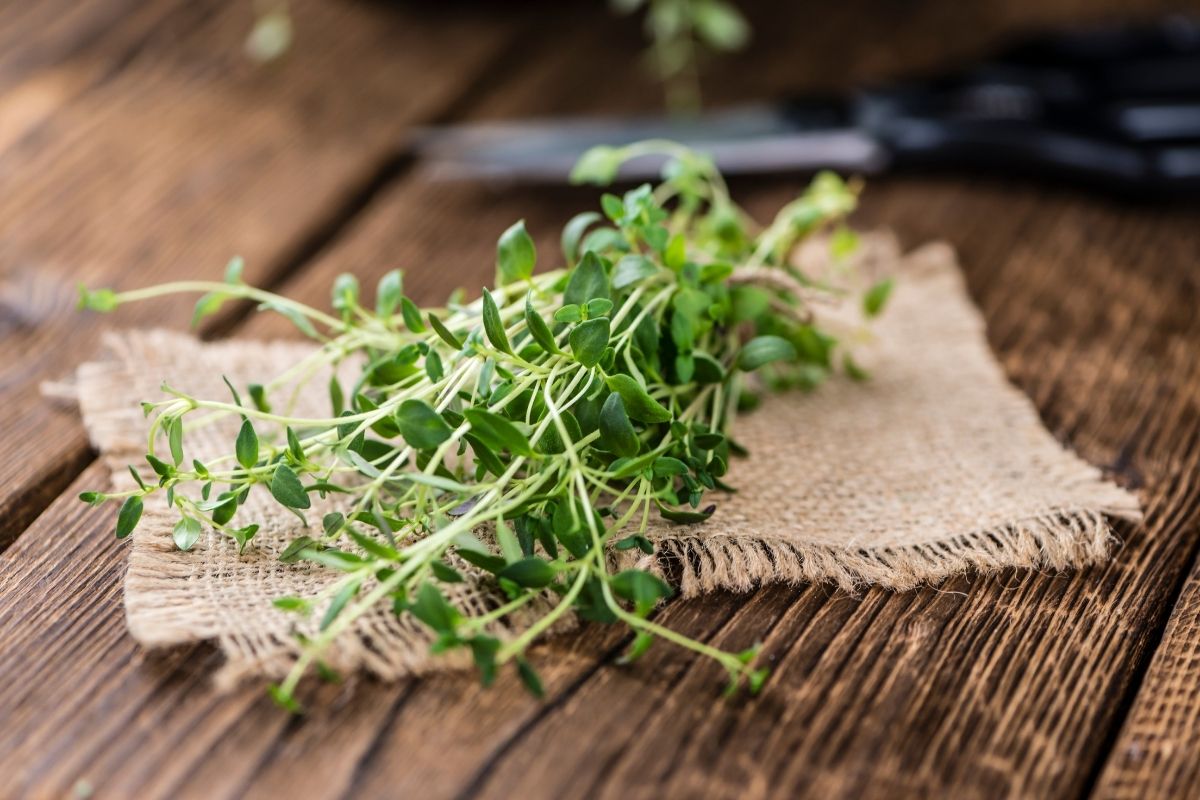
left=630, top=507, right=1137, bottom=597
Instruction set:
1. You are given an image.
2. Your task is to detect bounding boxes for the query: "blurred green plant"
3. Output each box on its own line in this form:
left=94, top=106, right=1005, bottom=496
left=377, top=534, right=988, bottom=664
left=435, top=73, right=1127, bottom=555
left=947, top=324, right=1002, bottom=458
left=245, top=0, right=292, bottom=63
left=612, top=0, right=751, bottom=112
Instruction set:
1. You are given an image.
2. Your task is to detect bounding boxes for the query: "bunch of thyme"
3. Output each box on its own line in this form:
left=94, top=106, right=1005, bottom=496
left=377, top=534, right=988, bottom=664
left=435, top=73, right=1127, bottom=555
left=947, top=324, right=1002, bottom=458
left=79, top=142, right=888, bottom=711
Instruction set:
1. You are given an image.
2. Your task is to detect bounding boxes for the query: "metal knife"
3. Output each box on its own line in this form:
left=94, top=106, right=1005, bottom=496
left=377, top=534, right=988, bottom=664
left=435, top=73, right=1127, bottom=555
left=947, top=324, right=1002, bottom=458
left=415, top=16, right=1200, bottom=194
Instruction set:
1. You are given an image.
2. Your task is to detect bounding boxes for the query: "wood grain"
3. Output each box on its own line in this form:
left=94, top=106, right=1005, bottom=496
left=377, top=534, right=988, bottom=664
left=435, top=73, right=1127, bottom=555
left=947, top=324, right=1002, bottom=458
left=1093, top=560, right=1200, bottom=800
left=0, top=0, right=519, bottom=547
left=3, top=1, right=1200, bottom=798
left=1092, top=530, right=1200, bottom=794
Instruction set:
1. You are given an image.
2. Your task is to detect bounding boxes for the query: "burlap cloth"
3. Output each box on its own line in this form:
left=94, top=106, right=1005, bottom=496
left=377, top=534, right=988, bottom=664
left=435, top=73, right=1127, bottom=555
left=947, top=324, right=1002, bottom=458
left=68, top=232, right=1141, bottom=687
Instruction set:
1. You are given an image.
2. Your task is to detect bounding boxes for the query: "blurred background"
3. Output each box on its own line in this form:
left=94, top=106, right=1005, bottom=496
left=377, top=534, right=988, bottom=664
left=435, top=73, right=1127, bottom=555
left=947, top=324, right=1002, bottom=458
left=2, top=0, right=1199, bottom=540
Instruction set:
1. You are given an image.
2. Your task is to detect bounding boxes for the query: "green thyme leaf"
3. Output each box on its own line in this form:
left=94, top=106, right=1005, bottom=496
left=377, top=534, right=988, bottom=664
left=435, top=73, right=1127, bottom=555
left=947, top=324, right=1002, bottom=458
left=115, top=496, right=143, bottom=539
left=331, top=273, right=360, bottom=314
left=605, top=374, right=671, bottom=423
left=569, top=317, right=610, bottom=367
left=409, top=582, right=460, bottom=633
left=657, top=502, right=716, bottom=524
left=428, top=313, right=463, bottom=350
left=463, top=408, right=532, bottom=456
left=166, top=415, right=184, bottom=466
left=470, top=635, right=501, bottom=686
left=278, top=536, right=318, bottom=564
left=236, top=419, right=259, bottom=469
left=224, top=256, right=245, bottom=284
left=322, top=512, right=345, bottom=536
left=431, top=561, right=464, bottom=583
left=599, top=393, right=640, bottom=457
left=481, top=288, right=512, bottom=354
left=612, top=254, right=658, bottom=289
left=230, top=524, right=259, bottom=554
left=569, top=145, right=622, bottom=185
left=401, top=297, right=426, bottom=332
left=525, top=293, right=560, bottom=354
left=78, top=286, right=119, bottom=312
left=563, top=252, right=610, bottom=306
left=538, top=410, right=582, bottom=456
left=653, top=456, right=689, bottom=477
left=270, top=465, right=311, bottom=509
left=496, top=220, right=536, bottom=286
left=736, top=335, right=797, bottom=371
left=260, top=300, right=318, bottom=338
left=248, top=383, right=270, bottom=413
left=585, top=298, right=614, bottom=318
left=864, top=277, right=894, bottom=318
left=273, top=596, right=311, bottom=614
left=397, top=399, right=453, bottom=450
left=516, top=658, right=545, bottom=698
left=498, top=557, right=557, bottom=589
left=173, top=517, right=202, bottom=551
left=376, top=269, right=403, bottom=318
left=561, top=211, right=601, bottom=265
left=321, top=578, right=361, bottom=631
left=610, top=569, right=673, bottom=608
left=495, top=517, right=522, bottom=563
left=191, top=292, right=226, bottom=327
left=554, top=304, right=582, bottom=324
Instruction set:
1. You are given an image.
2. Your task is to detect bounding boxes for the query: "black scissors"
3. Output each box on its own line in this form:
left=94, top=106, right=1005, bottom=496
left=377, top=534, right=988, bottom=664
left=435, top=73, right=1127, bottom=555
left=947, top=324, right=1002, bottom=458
left=416, top=15, right=1200, bottom=195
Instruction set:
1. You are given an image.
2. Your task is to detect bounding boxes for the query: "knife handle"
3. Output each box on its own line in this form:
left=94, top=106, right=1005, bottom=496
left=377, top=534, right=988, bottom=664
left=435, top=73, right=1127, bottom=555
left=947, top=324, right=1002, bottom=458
left=843, top=16, right=1200, bottom=193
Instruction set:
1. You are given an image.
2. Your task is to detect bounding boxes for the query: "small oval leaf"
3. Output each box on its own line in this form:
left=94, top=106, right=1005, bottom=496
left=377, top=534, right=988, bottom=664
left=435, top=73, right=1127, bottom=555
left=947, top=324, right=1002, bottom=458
left=236, top=419, right=259, bottom=469
left=270, top=465, right=311, bottom=509
left=599, top=393, right=640, bottom=458
left=736, top=335, right=798, bottom=371
left=569, top=317, right=610, bottom=368
left=497, top=220, right=536, bottom=286
left=115, top=496, right=143, bottom=539
left=605, top=374, right=671, bottom=423
left=563, top=251, right=610, bottom=306
left=481, top=288, right=512, bottom=354
left=397, top=399, right=454, bottom=451
left=498, top=557, right=558, bottom=589
left=464, top=408, right=533, bottom=457
left=524, top=293, right=560, bottom=355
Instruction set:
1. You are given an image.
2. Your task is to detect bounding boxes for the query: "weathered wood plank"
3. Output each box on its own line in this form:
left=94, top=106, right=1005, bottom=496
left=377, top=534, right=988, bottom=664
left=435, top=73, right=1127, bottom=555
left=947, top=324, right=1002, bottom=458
left=1091, top=528, right=1200, bottom=794
left=0, top=0, right=519, bottom=547
left=0, top=0, right=147, bottom=92
left=0, top=0, right=137, bottom=156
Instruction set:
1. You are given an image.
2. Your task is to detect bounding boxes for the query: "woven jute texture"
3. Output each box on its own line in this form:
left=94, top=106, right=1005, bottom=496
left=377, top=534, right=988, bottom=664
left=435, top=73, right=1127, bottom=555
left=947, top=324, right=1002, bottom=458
left=71, top=232, right=1141, bottom=687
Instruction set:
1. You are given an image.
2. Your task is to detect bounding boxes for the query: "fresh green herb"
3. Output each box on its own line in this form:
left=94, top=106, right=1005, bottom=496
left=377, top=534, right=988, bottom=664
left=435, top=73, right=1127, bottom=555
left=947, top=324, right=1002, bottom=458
left=863, top=277, right=895, bottom=318
left=79, top=141, right=882, bottom=711
left=612, top=0, right=750, bottom=112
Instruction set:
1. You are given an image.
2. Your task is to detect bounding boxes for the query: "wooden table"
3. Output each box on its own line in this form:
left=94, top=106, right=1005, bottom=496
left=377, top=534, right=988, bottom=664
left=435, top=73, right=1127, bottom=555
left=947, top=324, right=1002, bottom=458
left=2, top=1, right=1199, bottom=797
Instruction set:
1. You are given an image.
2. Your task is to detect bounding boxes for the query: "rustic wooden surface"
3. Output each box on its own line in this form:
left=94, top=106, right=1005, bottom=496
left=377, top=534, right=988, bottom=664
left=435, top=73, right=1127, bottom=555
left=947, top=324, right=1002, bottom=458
left=2, top=0, right=1199, bottom=798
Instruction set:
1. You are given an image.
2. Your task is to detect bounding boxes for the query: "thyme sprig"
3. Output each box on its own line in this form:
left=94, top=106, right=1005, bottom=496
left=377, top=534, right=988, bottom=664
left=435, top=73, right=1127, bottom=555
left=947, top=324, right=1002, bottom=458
left=79, top=142, right=889, bottom=711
